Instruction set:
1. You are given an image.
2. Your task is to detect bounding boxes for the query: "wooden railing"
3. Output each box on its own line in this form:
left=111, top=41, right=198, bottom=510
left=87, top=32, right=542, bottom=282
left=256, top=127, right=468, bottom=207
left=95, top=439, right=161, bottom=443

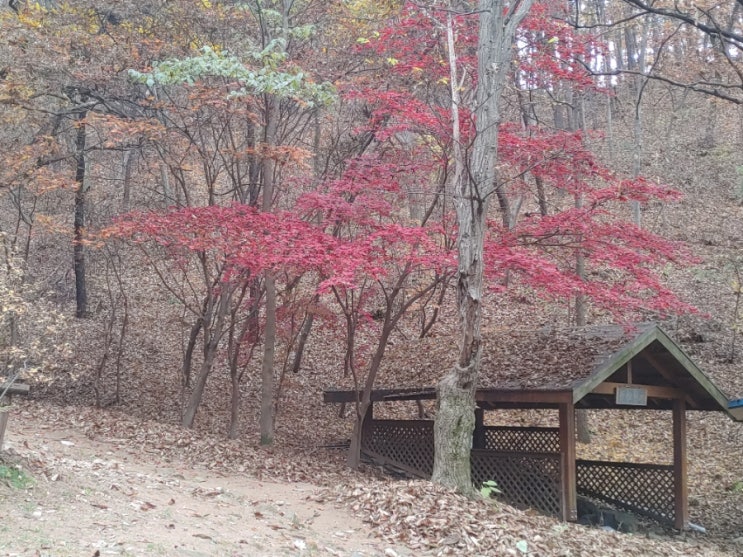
left=576, top=459, right=675, bottom=524
left=483, top=426, right=560, bottom=453
left=363, top=419, right=434, bottom=477
left=473, top=450, right=562, bottom=517
left=363, top=420, right=562, bottom=517
left=361, top=421, right=676, bottom=524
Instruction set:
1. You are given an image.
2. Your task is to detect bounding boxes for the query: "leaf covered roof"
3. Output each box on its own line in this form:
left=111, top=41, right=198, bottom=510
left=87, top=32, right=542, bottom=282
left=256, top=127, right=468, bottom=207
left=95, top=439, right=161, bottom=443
left=327, top=323, right=741, bottom=417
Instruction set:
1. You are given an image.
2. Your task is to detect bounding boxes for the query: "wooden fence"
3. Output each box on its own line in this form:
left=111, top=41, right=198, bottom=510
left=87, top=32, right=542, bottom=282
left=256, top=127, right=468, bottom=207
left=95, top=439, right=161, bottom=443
left=361, top=419, right=678, bottom=525
left=576, top=459, right=675, bottom=524
left=362, top=420, right=563, bottom=517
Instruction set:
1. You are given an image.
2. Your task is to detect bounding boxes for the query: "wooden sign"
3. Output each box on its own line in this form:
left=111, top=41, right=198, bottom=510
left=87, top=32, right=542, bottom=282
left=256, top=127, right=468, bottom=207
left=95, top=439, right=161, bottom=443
left=616, top=386, right=648, bottom=406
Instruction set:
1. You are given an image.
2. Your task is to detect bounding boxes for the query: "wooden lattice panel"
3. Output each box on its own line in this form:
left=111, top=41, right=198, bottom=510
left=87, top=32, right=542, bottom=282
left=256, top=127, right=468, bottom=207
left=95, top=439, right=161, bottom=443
left=364, top=420, right=434, bottom=477
left=483, top=427, right=560, bottom=453
left=472, top=450, right=562, bottom=517
left=576, top=459, right=675, bottom=523
left=363, top=421, right=562, bottom=517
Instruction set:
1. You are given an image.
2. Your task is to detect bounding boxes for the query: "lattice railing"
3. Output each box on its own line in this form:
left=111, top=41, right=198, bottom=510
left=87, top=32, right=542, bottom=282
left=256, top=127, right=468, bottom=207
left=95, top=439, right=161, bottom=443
left=363, top=419, right=434, bottom=477
left=363, top=421, right=563, bottom=517
left=362, top=420, right=678, bottom=525
left=472, top=450, right=562, bottom=517
left=483, top=427, right=560, bottom=453
left=576, top=459, right=675, bottom=523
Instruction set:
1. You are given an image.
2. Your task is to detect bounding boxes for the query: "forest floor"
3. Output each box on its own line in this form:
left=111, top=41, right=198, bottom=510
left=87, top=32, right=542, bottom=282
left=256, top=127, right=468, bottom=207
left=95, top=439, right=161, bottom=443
left=1, top=399, right=742, bottom=557
left=0, top=401, right=412, bottom=557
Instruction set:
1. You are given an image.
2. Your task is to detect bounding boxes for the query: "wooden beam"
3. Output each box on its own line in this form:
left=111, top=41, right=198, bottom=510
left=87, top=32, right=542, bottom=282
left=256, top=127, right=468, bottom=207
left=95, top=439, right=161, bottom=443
left=324, top=388, right=573, bottom=406
left=476, top=389, right=573, bottom=405
left=559, top=402, right=577, bottom=521
left=0, top=383, right=30, bottom=396
left=591, top=382, right=685, bottom=400
left=638, top=351, right=699, bottom=407
left=477, top=401, right=561, bottom=410
left=673, top=398, right=689, bottom=530
left=323, top=388, right=436, bottom=403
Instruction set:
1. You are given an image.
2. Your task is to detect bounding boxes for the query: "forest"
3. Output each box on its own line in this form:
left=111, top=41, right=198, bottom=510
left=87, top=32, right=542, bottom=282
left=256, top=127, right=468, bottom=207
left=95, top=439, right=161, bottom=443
left=1, top=0, right=743, bottom=555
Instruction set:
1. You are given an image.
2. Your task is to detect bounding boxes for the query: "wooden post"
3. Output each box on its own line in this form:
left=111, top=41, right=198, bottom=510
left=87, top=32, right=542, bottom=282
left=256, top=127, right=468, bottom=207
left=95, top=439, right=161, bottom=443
left=473, top=407, right=486, bottom=449
left=0, top=394, right=10, bottom=451
left=673, top=398, right=689, bottom=529
left=559, top=402, right=577, bottom=521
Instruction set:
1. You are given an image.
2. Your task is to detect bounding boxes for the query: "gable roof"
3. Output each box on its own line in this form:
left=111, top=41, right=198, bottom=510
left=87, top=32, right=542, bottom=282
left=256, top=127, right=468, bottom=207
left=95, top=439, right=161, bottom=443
left=568, top=324, right=737, bottom=415
left=324, top=323, right=742, bottom=420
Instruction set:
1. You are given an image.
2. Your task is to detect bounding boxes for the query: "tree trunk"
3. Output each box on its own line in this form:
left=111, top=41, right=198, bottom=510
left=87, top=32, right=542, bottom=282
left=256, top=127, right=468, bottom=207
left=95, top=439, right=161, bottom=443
left=229, top=359, right=241, bottom=439
left=223, top=281, right=251, bottom=439
left=181, top=286, right=232, bottom=428
left=571, top=84, right=592, bottom=444
left=433, top=356, right=479, bottom=491
left=151, top=86, right=176, bottom=207
left=290, top=309, right=315, bottom=373
left=347, top=307, right=400, bottom=467
left=347, top=400, right=369, bottom=468
left=181, top=316, right=203, bottom=389
left=260, top=276, right=277, bottom=445
left=629, top=16, right=650, bottom=227
left=259, top=90, right=280, bottom=445
left=121, top=149, right=133, bottom=212
left=181, top=343, right=218, bottom=428
left=432, top=0, right=533, bottom=494
left=73, top=109, right=88, bottom=318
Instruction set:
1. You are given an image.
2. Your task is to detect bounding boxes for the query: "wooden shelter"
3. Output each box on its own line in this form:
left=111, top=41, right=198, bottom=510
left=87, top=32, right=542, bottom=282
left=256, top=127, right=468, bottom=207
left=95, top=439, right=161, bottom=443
left=324, top=324, right=743, bottom=529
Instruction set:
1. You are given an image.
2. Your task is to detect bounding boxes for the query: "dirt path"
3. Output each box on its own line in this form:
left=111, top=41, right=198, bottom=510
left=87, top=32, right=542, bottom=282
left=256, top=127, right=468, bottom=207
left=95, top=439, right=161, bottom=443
left=0, top=417, right=410, bottom=557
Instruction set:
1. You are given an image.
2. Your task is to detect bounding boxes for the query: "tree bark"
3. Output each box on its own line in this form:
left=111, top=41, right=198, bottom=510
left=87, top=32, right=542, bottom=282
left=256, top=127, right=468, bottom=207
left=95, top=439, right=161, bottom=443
left=260, top=275, right=277, bottom=444
left=259, top=91, right=280, bottom=445
left=629, top=15, right=650, bottom=227
left=181, top=316, right=203, bottom=389
left=229, top=356, right=241, bottom=439
left=181, top=342, right=219, bottom=428
left=121, top=149, right=133, bottom=212
left=181, top=287, right=231, bottom=428
left=73, top=109, right=88, bottom=318
left=571, top=79, right=592, bottom=444
left=432, top=0, right=533, bottom=494
left=290, top=308, right=315, bottom=373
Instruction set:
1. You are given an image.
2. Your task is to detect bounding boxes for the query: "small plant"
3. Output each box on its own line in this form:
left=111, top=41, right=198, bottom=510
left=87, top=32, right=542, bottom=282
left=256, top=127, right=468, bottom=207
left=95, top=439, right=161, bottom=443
left=730, top=480, right=743, bottom=493
left=480, top=480, right=502, bottom=498
left=0, top=463, right=34, bottom=489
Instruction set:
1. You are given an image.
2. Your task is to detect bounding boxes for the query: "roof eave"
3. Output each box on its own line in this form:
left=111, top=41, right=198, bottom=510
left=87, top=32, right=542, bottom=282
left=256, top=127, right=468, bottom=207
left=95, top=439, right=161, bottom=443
left=653, top=327, right=743, bottom=421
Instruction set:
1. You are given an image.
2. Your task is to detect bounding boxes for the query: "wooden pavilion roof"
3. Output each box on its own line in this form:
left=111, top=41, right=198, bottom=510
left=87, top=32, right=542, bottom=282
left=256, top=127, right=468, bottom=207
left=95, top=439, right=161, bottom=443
left=324, top=323, right=743, bottom=419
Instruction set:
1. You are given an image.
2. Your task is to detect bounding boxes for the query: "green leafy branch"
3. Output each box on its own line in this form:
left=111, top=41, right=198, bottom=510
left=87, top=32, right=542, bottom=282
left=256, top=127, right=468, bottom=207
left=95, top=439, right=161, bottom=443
left=128, top=46, right=336, bottom=107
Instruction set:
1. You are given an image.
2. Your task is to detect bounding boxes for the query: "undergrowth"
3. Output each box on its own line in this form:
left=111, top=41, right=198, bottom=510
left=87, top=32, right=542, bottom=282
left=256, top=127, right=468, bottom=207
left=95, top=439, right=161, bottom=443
left=0, top=462, right=34, bottom=489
